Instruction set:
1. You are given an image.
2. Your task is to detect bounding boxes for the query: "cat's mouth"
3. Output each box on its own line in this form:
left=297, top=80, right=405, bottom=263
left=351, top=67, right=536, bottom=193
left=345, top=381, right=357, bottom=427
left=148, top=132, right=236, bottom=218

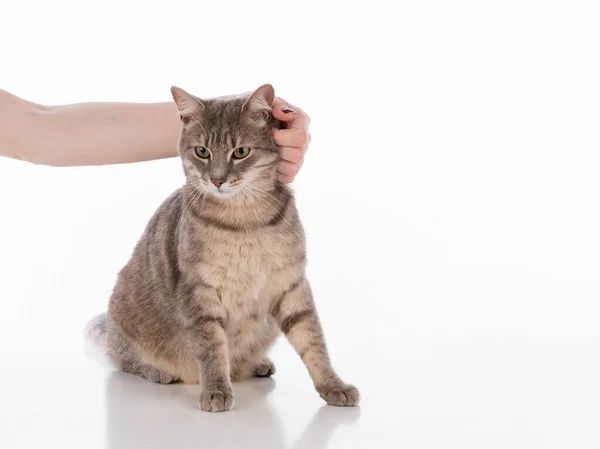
left=207, top=183, right=238, bottom=199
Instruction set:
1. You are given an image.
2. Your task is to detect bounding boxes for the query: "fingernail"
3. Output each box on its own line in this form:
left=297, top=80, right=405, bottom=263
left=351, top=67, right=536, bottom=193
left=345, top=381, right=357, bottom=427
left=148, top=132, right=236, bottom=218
left=282, top=107, right=296, bottom=114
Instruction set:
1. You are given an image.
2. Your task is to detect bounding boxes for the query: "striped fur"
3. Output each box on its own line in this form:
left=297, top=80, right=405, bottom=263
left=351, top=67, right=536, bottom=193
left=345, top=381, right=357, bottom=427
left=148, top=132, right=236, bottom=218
left=87, top=85, right=359, bottom=412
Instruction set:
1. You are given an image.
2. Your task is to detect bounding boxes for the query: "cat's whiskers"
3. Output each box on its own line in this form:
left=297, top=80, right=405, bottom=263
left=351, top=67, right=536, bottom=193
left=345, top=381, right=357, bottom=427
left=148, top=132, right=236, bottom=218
left=238, top=187, right=255, bottom=220
left=234, top=184, right=289, bottom=227
left=244, top=184, right=288, bottom=209
left=180, top=193, right=200, bottom=225
left=234, top=184, right=262, bottom=224
left=179, top=185, right=205, bottom=226
left=247, top=160, right=278, bottom=171
left=176, top=188, right=196, bottom=229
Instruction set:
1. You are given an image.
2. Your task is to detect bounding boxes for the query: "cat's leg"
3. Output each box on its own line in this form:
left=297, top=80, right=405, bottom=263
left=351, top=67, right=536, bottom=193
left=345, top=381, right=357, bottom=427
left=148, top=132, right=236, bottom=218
left=180, top=281, right=234, bottom=412
left=252, top=357, right=276, bottom=377
left=270, top=278, right=360, bottom=407
left=107, top=329, right=180, bottom=384
left=194, top=318, right=234, bottom=411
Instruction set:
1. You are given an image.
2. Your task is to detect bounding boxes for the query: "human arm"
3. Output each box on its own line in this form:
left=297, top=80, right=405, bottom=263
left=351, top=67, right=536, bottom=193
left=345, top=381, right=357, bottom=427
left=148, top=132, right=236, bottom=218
left=0, top=89, right=181, bottom=166
left=0, top=89, right=310, bottom=182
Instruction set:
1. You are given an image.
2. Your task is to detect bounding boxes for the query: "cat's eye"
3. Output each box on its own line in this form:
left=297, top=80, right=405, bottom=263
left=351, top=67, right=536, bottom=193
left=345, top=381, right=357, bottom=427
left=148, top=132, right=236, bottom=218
left=194, top=146, right=211, bottom=159
left=233, top=147, right=251, bottom=159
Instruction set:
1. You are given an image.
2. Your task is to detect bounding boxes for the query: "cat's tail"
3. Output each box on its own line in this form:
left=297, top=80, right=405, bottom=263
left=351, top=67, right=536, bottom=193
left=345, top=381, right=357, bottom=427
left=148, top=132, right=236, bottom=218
left=85, top=313, right=108, bottom=350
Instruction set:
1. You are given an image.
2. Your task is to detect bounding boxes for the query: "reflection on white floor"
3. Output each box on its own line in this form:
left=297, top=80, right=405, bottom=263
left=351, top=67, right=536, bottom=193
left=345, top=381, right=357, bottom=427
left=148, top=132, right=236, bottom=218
left=106, top=372, right=360, bottom=449
left=1, top=331, right=599, bottom=449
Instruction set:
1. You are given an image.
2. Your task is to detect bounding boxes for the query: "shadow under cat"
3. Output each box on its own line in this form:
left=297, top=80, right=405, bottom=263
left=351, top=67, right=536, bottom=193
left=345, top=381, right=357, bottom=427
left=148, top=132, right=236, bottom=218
left=105, top=371, right=360, bottom=449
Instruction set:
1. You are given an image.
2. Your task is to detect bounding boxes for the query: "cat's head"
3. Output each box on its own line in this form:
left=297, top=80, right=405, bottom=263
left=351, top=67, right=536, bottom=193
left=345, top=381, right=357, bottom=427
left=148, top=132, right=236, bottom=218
left=171, top=84, right=280, bottom=200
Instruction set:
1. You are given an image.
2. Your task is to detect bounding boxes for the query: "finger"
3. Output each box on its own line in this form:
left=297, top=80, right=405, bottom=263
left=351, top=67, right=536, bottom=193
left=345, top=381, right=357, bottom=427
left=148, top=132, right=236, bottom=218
left=272, top=98, right=311, bottom=125
left=280, top=110, right=310, bottom=135
left=278, top=146, right=303, bottom=164
left=278, top=174, right=295, bottom=183
left=272, top=128, right=309, bottom=148
left=278, top=174, right=294, bottom=184
left=272, top=97, right=297, bottom=121
left=277, top=160, right=299, bottom=179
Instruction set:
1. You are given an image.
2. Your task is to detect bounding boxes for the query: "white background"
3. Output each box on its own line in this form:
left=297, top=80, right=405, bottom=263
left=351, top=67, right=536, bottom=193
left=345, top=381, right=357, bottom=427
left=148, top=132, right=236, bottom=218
left=1, top=1, right=600, bottom=448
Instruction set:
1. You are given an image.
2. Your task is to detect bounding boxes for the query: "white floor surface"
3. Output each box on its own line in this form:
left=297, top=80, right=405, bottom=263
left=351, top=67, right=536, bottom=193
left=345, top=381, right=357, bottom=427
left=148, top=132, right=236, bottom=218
left=1, top=330, right=600, bottom=448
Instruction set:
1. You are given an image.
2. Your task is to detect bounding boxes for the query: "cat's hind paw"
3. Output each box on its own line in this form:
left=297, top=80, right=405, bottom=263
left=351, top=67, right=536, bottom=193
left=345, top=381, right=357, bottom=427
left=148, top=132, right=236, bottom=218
left=252, top=358, right=276, bottom=377
left=137, top=366, right=180, bottom=384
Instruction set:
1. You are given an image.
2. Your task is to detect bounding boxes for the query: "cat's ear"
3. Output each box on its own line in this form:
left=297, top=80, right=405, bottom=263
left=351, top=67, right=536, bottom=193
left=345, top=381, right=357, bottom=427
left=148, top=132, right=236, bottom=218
left=171, top=86, right=205, bottom=123
left=242, top=84, right=275, bottom=114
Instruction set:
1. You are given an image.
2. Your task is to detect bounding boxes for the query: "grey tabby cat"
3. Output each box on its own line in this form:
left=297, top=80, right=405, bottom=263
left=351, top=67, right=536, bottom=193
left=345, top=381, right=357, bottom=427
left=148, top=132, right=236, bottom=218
left=87, top=84, right=359, bottom=412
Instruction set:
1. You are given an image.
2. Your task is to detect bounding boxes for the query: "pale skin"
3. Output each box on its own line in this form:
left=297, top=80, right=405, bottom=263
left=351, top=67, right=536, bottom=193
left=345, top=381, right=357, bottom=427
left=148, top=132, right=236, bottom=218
left=0, top=88, right=310, bottom=183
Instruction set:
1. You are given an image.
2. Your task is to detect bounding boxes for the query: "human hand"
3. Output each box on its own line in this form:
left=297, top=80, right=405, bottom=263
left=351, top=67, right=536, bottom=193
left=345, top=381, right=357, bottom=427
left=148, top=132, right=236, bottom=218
left=271, top=98, right=311, bottom=183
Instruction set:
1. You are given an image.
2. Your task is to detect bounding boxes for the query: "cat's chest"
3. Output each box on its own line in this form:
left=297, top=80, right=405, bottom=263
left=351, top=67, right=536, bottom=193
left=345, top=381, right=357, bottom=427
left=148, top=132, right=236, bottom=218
left=196, top=231, right=289, bottom=307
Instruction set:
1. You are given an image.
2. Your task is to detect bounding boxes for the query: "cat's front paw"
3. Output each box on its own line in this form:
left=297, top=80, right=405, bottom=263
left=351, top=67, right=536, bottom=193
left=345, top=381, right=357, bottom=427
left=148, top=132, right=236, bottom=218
left=317, top=383, right=360, bottom=407
left=198, top=389, right=234, bottom=412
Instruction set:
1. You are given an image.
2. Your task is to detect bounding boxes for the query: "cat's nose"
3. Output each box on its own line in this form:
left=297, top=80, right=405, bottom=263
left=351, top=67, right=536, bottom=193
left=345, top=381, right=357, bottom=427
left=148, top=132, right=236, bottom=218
left=211, top=178, right=226, bottom=188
